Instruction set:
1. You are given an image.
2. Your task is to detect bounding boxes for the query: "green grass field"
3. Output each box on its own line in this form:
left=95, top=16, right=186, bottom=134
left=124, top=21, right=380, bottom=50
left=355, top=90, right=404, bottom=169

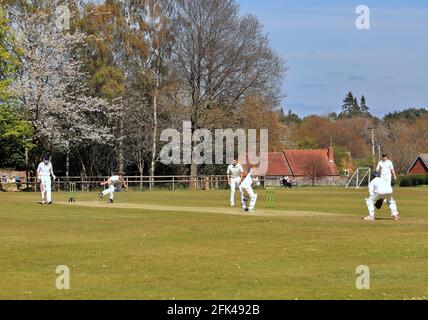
left=0, top=187, right=427, bottom=300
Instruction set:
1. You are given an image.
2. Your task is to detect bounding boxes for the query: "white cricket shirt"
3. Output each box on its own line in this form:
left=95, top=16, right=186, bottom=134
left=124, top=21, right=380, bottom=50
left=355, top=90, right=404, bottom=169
left=110, top=175, right=121, bottom=185
left=37, top=162, right=53, bottom=177
left=369, top=177, right=393, bottom=196
left=376, top=160, right=394, bottom=178
left=227, top=164, right=243, bottom=179
left=240, top=170, right=255, bottom=188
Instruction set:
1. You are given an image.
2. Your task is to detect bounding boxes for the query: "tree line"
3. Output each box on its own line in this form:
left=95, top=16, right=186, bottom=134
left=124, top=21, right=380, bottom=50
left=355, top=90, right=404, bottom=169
left=280, top=92, right=428, bottom=174
left=0, top=0, right=285, bottom=181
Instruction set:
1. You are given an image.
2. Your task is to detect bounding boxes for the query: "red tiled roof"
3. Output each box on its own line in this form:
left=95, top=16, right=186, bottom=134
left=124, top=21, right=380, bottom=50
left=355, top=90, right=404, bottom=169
left=265, top=152, right=293, bottom=176
left=262, top=149, right=339, bottom=177
left=242, top=149, right=340, bottom=177
left=239, top=152, right=292, bottom=176
left=283, top=150, right=339, bottom=177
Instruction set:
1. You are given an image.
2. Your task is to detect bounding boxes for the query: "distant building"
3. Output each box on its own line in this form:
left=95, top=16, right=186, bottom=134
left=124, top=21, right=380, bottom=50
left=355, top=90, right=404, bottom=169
left=407, top=154, right=428, bottom=174
left=264, top=147, right=342, bottom=186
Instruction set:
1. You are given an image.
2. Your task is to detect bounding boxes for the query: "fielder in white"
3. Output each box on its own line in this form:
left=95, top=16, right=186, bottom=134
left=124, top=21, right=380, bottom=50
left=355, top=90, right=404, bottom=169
left=99, top=174, right=128, bottom=203
left=364, top=171, right=400, bottom=221
left=227, top=159, right=244, bottom=207
left=239, top=165, right=260, bottom=213
left=376, top=154, right=397, bottom=185
left=37, top=155, right=56, bottom=205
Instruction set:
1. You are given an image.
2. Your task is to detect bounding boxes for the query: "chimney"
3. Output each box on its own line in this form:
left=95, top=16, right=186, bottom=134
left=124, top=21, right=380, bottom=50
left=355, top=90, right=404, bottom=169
left=328, top=146, right=334, bottom=163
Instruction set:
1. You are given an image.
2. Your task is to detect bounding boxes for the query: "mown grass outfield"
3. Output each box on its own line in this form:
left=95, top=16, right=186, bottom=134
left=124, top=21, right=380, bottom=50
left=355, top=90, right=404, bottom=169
left=0, top=187, right=427, bottom=300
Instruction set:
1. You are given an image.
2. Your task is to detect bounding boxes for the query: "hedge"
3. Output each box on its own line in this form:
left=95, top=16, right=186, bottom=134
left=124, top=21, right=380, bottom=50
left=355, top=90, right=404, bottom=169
left=398, top=174, right=428, bottom=187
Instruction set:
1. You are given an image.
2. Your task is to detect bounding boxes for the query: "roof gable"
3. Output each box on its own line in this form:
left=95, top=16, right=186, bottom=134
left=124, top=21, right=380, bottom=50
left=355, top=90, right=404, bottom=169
left=244, top=149, right=340, bottom=177
left=265, top=152, right=292, bottom=176
left=408, top=154, right=428, bottom=173
left=420, top=154, right=428, bottom=166
left=283, top=150, right=339, bottom=176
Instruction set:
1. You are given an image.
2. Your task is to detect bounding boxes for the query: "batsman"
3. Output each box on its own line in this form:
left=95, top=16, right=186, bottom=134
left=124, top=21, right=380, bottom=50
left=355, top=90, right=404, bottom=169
left=364, top=171, right=400, bottom=221
left=239, top=164, right=260, bottom=213
left=37, top=155, right=56, bottom=205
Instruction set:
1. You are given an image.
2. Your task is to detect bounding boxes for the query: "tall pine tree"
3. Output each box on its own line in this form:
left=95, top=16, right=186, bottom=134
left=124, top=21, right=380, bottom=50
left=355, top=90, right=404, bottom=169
left=342, top=91, right=355, bottom=113
left=360, top=95, right=369, bottom=114
left=340, top=91, right=359, bottom=117
left=339, top=92, right=371, bottom=118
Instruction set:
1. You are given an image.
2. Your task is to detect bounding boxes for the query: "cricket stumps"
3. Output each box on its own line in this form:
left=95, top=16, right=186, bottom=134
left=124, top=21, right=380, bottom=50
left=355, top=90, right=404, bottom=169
left=68, top=182, right=77, bottom=203
left=265, top=187, right=275, bottom=213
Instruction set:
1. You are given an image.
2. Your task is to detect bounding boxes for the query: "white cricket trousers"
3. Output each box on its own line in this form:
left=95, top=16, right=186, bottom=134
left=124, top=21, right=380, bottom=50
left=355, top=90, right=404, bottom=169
left=366, top=193, right=398, bottom=218
left=40, top=176, right=52, bottom=203
left=229, top=177, right=241, bottom=206
left=102, top=184, right=115, bottom=200
left=240, top=186, right=257, bottom=210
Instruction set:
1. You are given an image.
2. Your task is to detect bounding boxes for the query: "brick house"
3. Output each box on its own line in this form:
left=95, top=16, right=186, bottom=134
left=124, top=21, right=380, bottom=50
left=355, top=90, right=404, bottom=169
left=263, top=147, right=342, bottom=186
left=407, top=154, right=428, bottom=174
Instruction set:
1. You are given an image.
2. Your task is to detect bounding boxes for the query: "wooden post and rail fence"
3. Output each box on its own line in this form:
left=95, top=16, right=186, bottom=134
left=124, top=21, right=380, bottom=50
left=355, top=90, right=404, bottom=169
left=1, top=175, right=271, bottom=192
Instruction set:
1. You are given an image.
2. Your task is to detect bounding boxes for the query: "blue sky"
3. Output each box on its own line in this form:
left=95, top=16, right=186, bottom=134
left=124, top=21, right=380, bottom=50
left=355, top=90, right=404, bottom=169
left=238, top=0, right=428, bottom=117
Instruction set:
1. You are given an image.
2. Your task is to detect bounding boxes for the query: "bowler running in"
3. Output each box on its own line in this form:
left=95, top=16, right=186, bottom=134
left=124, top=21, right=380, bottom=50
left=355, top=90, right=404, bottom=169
left=99, top=174, right=128, bottom=203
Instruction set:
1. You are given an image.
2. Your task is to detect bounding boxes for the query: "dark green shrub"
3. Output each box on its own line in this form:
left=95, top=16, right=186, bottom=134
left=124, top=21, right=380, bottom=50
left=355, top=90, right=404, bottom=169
left=399, top=174, right=428, bottom=187
left=415, top=175, right=425, bottom=185
left=399, top=177, right=410, bottom=187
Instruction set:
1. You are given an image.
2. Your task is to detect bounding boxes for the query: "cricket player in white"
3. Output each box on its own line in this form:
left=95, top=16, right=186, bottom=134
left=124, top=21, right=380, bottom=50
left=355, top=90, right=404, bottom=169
left=227, top=159, right=244, bottom=207
left=37, top=155, right=56, bottom=205
left=239, top=165, right=260, bottom=213
left=99, top=174, right=128, bottom=203
left=376, top=154, right=397, bottom=185
left=364, top=171, right=400, bottom=221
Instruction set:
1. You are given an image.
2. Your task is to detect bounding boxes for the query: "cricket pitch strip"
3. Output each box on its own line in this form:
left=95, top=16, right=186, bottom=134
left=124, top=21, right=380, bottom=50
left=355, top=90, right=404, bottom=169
left=57, top=201, right=338, bottom=218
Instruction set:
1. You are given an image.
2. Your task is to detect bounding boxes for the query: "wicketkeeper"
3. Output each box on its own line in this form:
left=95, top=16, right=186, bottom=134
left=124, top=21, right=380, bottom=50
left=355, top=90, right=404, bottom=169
left=364, top=171, right=400, bottom=221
